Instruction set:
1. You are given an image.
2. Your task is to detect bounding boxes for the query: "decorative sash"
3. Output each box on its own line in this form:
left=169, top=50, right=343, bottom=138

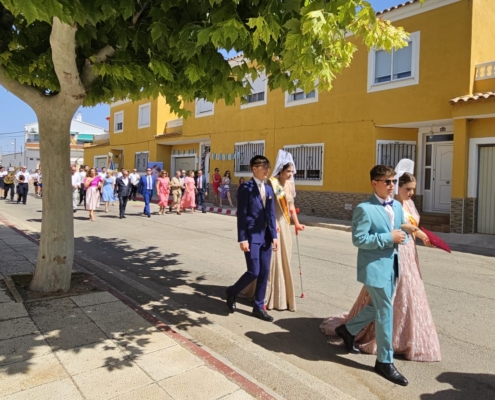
left=269, top=177, right=291, bottom=226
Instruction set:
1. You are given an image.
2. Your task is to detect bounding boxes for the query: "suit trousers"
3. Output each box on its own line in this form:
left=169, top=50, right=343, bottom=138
left=119, top=195, right=129, bottom=216
left=16, top=183, right=28, bottom=204
left=4, top=184, right=14, bottom=200
left=130, top=185, right=138, bottom=201
left=196, top=190, right=206, bottom=210
left=143, top=189, right=153, bottom=215
left=229, top=231, right=273, bottom=310
left=346, top=257, right=398, bottom=363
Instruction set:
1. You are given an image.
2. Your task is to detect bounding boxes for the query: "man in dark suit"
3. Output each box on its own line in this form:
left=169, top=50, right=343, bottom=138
left=226, top=155, right=278, bottom=322
left=115, top=169, right=132, bottom=219
left=137, top=167, right=156, bottom=218
left=195, top=169, right=208, bottom=213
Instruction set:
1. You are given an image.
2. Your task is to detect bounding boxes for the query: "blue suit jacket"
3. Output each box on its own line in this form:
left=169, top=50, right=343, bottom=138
left=352, top=195, right=408, bottom=288
left=196, top=175, right=207, bottom=193
left=237, top=178, right=278, bottom=244
left=137, top=175, right=156, bottom=196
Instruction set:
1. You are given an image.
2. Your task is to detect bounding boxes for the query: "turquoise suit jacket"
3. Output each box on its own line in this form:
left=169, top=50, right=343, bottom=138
left=352, top=195, right=408, bottom=288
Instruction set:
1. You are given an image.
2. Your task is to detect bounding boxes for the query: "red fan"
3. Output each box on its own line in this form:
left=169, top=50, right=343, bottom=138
left=420, top=227, right=451, bottom=253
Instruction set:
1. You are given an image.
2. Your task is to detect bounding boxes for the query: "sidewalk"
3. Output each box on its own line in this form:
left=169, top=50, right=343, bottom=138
left=0, top=222, right=275, bottom=400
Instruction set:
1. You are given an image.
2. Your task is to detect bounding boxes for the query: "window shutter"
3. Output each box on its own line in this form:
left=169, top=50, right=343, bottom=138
left=393, top=44, right=412, bottom=77
left=375, top=50, right=392, bottom=82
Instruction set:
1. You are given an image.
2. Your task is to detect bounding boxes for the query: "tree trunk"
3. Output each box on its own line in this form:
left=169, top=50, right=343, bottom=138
left=29, top=101, right=80, bottom=292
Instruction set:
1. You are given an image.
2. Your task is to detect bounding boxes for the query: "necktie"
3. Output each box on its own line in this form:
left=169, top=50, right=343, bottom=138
left=382, top=200, right=394, bottom=207
left=259, top=183, right=266, bottom=207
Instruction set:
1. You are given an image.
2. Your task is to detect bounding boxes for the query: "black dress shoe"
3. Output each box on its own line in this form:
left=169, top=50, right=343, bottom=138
left=335, top=324, right=361, bottom=354
left=147, top=214, right=151, bottom=218
left=374, top=361, right=409, bottom=386
left=226, top=288, right=236, bottom=313
left=119, top=216, right=122, bottom=219
left=122, top=215, right=126, bottom=219
left=252, top=308, right=274, bottom=322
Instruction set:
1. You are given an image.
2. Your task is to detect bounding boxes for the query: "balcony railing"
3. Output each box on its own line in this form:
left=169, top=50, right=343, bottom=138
left=475, top=61, right=495, bottom=80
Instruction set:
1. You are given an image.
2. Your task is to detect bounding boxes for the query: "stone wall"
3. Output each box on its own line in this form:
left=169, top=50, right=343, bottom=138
left=450, top=197, right=477, bottom=234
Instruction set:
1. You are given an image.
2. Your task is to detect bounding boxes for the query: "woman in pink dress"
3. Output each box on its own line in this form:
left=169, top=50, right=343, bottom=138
left=180, top=170, right=196, bottom=213
left=84, top=168, right=102, bottom=221
left=320, top=172, right=441, bottom=362
left=156, top=170, right=170, bottom=215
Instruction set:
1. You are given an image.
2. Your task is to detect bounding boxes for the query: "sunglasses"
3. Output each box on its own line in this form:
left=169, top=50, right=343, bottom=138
left=375, top=179, right=397, bottom=185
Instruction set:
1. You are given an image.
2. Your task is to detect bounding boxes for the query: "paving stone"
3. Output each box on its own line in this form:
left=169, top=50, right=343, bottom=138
left=0, top=317, right=39, bottom=340
left=219, top=390, right=254, bottom=400
left=26, top=297, right=78, bottom=315
left=71, top=291, right=120, bottom=307
left=0, top=264, right=36, bottom=275
left=0, top=288, right=12, bottom=303
left=159, top=366, right=238, bottom=400
left=72, top=360, right=153, bottom=400
left=111, top=383, right=173, bottom=400
left=0, top=333, right=52, bottom=366
left=0, top=302, right=27, bottom=322
left=56, top=339, right=128, bottom=376
left=0, top=353, right=68, bottom=397
left=30, top=306, right=91, bottom=333
left=1, top=378, right=83, bottom=400
left=43, top=322, right=107, bottom=351
left=114, top=327, right=177, bottom=358
left=134, top=345, right=203, bottom=381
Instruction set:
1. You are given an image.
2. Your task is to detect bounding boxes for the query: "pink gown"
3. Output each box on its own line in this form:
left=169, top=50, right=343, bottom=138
left=180, top=177, right=196, bottom=209
left=320, top=199, right=441, bottom=362
left=157, top=177, right=170, bottom=207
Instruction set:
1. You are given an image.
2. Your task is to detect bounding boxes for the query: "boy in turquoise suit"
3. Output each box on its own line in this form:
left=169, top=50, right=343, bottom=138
left=336, top=165, right=409, bottom=386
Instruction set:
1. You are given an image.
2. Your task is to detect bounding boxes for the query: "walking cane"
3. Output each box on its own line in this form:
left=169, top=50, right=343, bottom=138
left=291, top=209, right=305, bottom=298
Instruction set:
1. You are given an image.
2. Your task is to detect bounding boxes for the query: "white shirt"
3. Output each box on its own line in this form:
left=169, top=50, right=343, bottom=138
left=15, top=171, right=30, bottom=183
left=32, top=173, right=40, bottom=181
left=117, top=172, right=123, bottom=178
left=129, top=173, right=140, bottom=185
left=98, top=172, right=106, bottom=179
left=375, top=193, right=394, bottom=228
left=253, top=177, right=266, bottom=207
left=122, top=177, right=129, bottom=186
left=71, top=173, right=81, bottom=187
left=0, top=171, right=7, bottom=178
left=80, top=171, right=86, bottom=180
left=146, top=175, right=153, bottom=190
left=197, top=175, right=202, bottom=189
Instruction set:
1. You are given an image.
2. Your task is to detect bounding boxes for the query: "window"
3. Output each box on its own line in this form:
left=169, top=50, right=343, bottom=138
left=241, top=73, right=268, bottom=109
left=285, top=87, right=318, bottom=107
left=134, top=152, right=149, bottom=173
left=138, top=103, right=151, bottom=128
left=114, top=111, right=124, bottom=133
left=368, top=31, right=420, bottom=93
left=284, top=144, right=324, bottom=184
left=195, top=98, right=214, bottom=118
left=376, top=141, right=416, bottom=169
left=234, top=141, right=265, bottom=175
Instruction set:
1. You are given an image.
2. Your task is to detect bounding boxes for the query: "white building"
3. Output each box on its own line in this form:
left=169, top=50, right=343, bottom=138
left=19, top=112, right=108, bottom=171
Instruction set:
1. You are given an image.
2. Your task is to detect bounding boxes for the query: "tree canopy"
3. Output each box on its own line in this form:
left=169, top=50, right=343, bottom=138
left=0, top=0, right=415, bottom=115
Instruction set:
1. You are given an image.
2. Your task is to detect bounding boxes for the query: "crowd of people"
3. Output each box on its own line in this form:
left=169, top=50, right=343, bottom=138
left=225, top=151, right=440, bottom=388
left=0, top=165, right=42, bottom=204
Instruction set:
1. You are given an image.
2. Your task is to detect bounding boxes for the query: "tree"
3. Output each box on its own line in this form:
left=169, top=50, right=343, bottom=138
left=0, top=0, right=417, bottom=292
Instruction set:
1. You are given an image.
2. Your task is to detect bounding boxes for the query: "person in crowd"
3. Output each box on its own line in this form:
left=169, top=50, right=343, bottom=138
left=325, top=165, right=409, bottom=386
left=219, top=170, right=234, bottom=208
left=151, top=164, right=161, bottom=180
left=116, top=168, right=125, bottom=179
left=0, top=166, right=6, bottom=199
left=15, top=166, right=30, bottom=204
left=71, top=165, right=81, bottom=213
left=180, top=169, right=186, bottom=196
left=115, top=169, right=132, bottom=219
left=32, top=169, right=41, bottom=197
left=101, top=170, right=116, bottom=212
left=37, top=171, right=43, bottom=197
left=84, top=168, right=103, bottom=221
left=195, top=169, right=208, bottom=213
left=226, top=155, right=278, bottom=322
left=212, top=167, right=221, bottom=205
left=138, top=167, right=156, bottom=218
left=129, top=168, right=140, bottom=201
left=235, top=177, right=245, bottom=198
left=79, top=165, right=88, bottom=206
left=156, top=170, right=170, bottom=215
left=320, top=168, right=441, bottom=363
left=180, top=170, right=196, bottom=213
left=98, top=167, right=107, bottom=180
left=169, top=170, right=182, bottom=215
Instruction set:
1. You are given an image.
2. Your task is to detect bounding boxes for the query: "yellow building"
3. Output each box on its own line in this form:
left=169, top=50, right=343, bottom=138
left=84, top=0, right=495, bottom=234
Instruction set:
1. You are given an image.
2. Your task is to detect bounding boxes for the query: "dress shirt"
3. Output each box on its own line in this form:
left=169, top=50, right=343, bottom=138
left=146, top=175, right=152, bottom=190
left=71, top=173, right=81, bottom=187
left=122, top=177, right=129, bottom=186
left=0, top=171, right=7, bottom=178
left=80, top=171, right=86, bottom=180
left=254, top=177, right=266, bottom=207
left=129, top=173, right=139, bottom=185
left=375, top=193, right=394, bottom=229
left=198, top=176, right=202, bottom=189
left=15, top=171, right=30, bottom=183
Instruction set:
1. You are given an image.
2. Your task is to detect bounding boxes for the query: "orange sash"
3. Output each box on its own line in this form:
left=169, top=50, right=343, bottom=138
left=269, top=177, right=291, bottom=226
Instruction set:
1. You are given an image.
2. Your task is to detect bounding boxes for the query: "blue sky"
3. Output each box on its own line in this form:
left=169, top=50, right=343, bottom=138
left=0, top=0, right=402, bottom=155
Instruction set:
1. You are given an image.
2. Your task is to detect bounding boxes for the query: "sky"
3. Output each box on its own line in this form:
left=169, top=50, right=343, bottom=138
left=0, top=0, right=403, bottom=156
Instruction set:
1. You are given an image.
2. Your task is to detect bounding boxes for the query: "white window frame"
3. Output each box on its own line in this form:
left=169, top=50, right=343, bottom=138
left=285, top=85, right=318, bottom=108
left=94, top=155, right=109, bottom=169
left=367, top=31, right=420, bottom=93
left=195, top=98, right=214, bottom=118
left=138, top=103, right=151, bottom=129
left=284, top=143, right=324, bottom=186
left=114, top=111, right=124, bottom=133
left=134, top=151, right=149, bottom=173
left=234, top=140, right=265, bottom=177
left=468, top=137, right=495, bottom=197
left=241, top=73, right=268, bottom=110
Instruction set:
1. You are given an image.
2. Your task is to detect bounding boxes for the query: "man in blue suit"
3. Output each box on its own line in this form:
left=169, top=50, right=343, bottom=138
left=336, top=165, right=409, bottom=386
left=195, top=169, right=208, bottom=213
left=226, top=155, right=278, bottom=322
left=137, top=167, right=156, bottom=218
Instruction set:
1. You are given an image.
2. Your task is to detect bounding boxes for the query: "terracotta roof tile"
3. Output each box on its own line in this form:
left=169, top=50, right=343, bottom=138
left=449, top=92, right=495, bottom=104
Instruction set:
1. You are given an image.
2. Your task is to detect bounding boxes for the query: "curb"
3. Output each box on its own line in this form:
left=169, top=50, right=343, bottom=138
left=0, top=216, right=276, bottom=400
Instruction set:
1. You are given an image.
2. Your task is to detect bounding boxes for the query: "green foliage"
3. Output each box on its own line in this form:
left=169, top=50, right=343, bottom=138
left=0, top=0, right=424, bottom=116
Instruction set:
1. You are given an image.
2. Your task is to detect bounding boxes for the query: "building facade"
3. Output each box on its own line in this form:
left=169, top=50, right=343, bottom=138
left=84, top=0, right=495, bottom=234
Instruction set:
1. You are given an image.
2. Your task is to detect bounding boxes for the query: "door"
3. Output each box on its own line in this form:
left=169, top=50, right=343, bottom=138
left=95, top=157, right=107, bottom=170
left=135, top=152, right=149, bottom=172
left=477, top=146, right=495, bottom=234
left=433, top=143, right=453, bottom=212
left=174, top=156, right=196, bottom=172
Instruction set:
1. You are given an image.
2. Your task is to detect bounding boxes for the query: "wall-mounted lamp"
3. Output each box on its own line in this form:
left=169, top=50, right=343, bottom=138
left=428, top=125, right=434, bottom=140
left=440, top=127, right=446, bottom=132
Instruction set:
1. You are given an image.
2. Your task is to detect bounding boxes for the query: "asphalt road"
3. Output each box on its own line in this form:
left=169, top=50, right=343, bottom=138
left=2, top=196, right=495, bottom=400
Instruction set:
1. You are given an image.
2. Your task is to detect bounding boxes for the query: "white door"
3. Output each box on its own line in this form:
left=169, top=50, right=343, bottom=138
left=433, top=143, right=453, bottom=212
left=174, top=156, right=196, bottom=172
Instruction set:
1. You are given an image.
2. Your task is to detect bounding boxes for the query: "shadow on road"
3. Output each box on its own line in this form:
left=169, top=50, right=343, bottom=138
left=420, top=372, right=495, bottom=399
